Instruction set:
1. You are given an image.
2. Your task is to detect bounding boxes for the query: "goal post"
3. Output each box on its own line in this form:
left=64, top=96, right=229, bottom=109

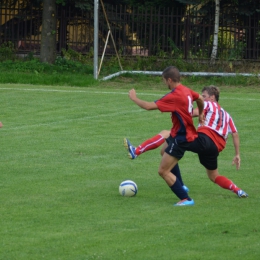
left=93, top=0, right=123, bottom=79
left=93, top=0, right=99, bottom=79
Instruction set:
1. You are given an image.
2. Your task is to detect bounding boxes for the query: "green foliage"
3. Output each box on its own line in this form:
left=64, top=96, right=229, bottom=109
left=56, top=0, right=66, bottom=5
left=0, top=56, right=95, bottom=86
left=227, top=41, right=246, bottom=60
left=0, top=70, right=97, bottom=86
left=0, top=45, right=259, bottom=85
left=167, top=38, right=182, bottom=58
left=60, top=47, right=95, bottom=73
left=54, top=56, right=92, bottom=73
left=0, top=56, right=92, bottom=74
left=215, top=30, right=247, bottom=60
left=0, top=41, right=16, bottom=61
left=61, top=47, right=92, bottom=64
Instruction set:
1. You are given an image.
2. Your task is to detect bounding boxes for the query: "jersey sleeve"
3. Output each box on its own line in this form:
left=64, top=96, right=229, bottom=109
left=155, top=93, right=175, bottom=112
left=228, top=116, right=238, bottom=133
left=190, top=89, right=200, bottom=101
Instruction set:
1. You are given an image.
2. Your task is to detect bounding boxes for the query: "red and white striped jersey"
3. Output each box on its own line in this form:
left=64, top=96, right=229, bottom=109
left=197, top=101, right=237, bottom=152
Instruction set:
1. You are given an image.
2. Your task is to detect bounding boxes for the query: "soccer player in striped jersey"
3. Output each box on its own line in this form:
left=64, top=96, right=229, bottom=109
left=187, top=85, right=248, bottom=198
left=124, top=85, right=248, bottom=200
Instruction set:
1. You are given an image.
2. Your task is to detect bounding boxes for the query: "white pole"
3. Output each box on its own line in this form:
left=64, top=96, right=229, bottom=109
left=93, top=0, right=99, bottom=79
left=102, top=71, right=260, bottom=81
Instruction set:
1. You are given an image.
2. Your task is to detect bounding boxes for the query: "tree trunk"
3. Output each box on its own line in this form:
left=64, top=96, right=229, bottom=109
left=40, top=0, right=57, bottom=64
left=210, top=0, right=220, bottom=65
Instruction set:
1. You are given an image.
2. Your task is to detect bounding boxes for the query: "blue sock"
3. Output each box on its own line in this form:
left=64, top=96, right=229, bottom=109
left=171, top=164, right=184, bottom=186
left=170, top=178, right=191, bottom=201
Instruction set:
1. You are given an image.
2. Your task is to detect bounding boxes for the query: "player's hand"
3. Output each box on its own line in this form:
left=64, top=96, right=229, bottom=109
left=0, top=122, right=3, bottom=128
left=128, top=88, right=137, bottom=101
left=232, top=155, right=240, bottom=170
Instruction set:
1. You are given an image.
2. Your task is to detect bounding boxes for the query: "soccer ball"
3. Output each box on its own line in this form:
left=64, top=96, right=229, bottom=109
left=119, top=180, right=138, bottom=197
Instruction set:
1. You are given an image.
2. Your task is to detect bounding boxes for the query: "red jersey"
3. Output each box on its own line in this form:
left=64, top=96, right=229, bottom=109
left=198, top=101, right=237, bottom=152
left=155, top=84, right=199, bottom=142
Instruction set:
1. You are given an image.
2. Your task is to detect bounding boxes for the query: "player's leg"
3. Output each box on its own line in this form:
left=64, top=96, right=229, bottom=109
left=193, top=134, right=248, bottom=198
left=160, top=139, right=168, bottom=156
left=161, top=138, right=189, bottom=192
left=206, top=169, right=248, bottom=198
left=124, top=131, right=190, bottom=200
left=124, top=130, right=170, bottom=159
left=171, top=164, right=189, bottom=192
left=160, top=139, right=194, bottom=206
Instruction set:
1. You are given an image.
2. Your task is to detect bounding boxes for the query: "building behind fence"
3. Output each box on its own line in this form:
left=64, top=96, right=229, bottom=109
left=0, top=2, right=260, bottom=60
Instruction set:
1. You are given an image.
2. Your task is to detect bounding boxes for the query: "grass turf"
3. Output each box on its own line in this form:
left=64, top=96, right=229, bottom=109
left=0, top=82, right=259, bottom=259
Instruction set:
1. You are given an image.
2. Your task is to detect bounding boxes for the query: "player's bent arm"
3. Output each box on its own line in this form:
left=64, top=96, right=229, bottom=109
left=192, top=107, right=199, bottom=117
left=196, top=95, right=205, bottom=124
left=196, top=95, right=204, bottom=114
left=0, top=121, right=3, bottom=128
left=191, top=95, right=204, bottom=117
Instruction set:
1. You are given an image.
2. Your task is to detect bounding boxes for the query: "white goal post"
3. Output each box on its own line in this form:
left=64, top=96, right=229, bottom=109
left=93, top=0, right=99, bottom=79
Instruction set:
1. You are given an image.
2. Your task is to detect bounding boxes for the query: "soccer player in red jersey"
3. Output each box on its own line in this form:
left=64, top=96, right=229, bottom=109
left=127, top=66, right=204, bottom=206
left=125, top=85, right=248, bottom=200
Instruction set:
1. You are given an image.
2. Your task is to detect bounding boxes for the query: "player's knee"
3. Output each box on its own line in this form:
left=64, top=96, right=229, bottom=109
left=206, top=169, right=218, bottom=182
left=158, top=168, right=166, bottom=178
left=159, top=130, right=170, bottom=139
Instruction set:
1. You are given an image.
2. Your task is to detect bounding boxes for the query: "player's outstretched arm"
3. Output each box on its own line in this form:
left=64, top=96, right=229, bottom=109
left=128, top=88, right=158, bottom=110
left=0, top=121, right=3, bottom=128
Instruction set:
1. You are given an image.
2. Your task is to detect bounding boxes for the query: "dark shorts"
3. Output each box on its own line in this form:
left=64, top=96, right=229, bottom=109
left=165, top=136, right=190, bottom=160
left=187, top=133, right=219, bottom=170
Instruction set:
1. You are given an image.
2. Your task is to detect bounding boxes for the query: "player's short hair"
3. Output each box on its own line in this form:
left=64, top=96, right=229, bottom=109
left=202, top=85, right=220, bottom=102
left=162, top=66, right=180, bottom=83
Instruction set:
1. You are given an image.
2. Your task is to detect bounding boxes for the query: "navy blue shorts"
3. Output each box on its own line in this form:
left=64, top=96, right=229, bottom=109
left=165, top=136, right=190, bottom=160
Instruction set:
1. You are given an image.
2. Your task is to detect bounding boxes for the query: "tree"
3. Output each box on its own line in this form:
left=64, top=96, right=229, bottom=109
left=210, top=0, right=220, bottom=64
left=40, top=0, right=92, bottom=63
left=40, top=0, right=57, bottom=63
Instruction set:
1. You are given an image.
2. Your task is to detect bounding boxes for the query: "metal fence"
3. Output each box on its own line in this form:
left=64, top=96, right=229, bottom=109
left=1, top=3, right=260, bottom=60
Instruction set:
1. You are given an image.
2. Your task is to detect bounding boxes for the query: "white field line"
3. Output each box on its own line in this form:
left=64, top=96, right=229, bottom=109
left=0, top=87, right=260, bottom=101
left=0, top=87, right=149, bottom=96
left=0, top=109, right=144, bottom=131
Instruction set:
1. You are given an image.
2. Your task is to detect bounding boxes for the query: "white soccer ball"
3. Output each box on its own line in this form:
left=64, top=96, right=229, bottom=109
left=119, top=180, right=138, bottom=197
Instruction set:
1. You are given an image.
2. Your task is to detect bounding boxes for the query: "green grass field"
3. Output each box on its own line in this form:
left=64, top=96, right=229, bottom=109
left=0, top=81, right=260, bottom=259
